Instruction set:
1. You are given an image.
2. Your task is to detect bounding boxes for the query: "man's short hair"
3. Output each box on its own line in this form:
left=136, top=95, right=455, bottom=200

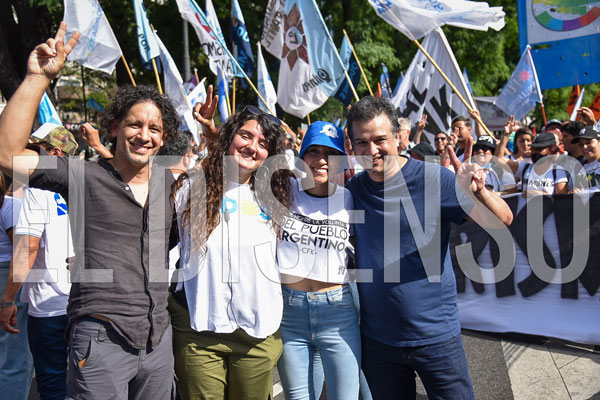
left=99, top=85, right=180, bottom=143
left=560, top=121, right=585, bottom=136
left=451, top=115, right=472, bottom=128
left=347, top=96, right=399, bottom=140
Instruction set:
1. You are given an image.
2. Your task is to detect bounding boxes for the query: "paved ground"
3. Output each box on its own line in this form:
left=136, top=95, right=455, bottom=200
left=28, top=330, right=600, bottom=400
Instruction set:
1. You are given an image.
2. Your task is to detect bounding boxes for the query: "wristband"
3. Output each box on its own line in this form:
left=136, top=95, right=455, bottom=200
left=1, top=300, right=16, bottom=308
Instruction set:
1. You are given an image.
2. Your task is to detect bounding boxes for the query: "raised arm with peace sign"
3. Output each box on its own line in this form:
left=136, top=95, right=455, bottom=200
left=0, top=22, right=79, bottom=177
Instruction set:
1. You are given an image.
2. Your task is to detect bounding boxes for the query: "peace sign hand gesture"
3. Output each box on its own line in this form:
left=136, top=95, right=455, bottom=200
left=27, top=22, right=80, bottom=81
left=447, top=136, right=486, bottom=196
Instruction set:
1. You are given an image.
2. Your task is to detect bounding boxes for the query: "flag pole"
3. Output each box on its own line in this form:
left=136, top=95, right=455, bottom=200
left=81, top=65, right=88, bottom=121
left=343, top=29, right=373, bottom=96
left=307, top=113, right=311, bottom=125
left=541, top=104, right=548, bottom=126
left=194, top=68, right=200, bottom=84
left=120, top=55, right=137, bottom=86
left=220, top=68, right=232, bottom=115
left=151, top=58, right=163, bottom=94
left=411, top=38, right=493, bottom=136
left=231, top=0, right=237, bottom=113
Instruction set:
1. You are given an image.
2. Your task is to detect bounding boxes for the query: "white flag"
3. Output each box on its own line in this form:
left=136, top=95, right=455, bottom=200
left=155, top=32, right=199, bottom=142
left=175, top=0, right=239, bottom=79
left=276, top=0, right=345, bottom=118
left=257, top=42, right=277, bottom=116
left=393, top=28, right=475, bottom=141
left=570, top=88, right=585, bottom=121
left=369, top=0, right=505, bottom=40
left=63, top=0, right=122, bottom=74
left=261, top=0, right=285, bottom=59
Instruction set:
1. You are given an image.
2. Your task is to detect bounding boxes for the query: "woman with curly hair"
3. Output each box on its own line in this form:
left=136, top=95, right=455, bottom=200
left=169, top=98, right=291, bottom=399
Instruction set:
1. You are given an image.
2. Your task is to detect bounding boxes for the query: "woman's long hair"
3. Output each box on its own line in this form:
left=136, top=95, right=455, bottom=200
left=512, top=128, right=533, bottom=159
left=173, top=110, right=292, bottom=251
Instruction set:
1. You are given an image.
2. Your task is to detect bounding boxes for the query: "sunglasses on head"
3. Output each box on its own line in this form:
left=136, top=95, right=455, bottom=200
left=473, top=145, right=494, bottom=153
left=241, top=105, right=282, bottom=127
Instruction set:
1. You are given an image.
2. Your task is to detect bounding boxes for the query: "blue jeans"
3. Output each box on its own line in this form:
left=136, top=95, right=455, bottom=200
left=278, top=285, right=361, bottom=400
left=362, top=334, right=475, bottom=400
left=28, top=314, right=68, bottom=400
left=0, top=263, right=34, bottom=400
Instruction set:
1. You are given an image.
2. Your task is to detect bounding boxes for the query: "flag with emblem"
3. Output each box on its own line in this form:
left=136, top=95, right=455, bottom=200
left=261, top=0, right=285, bottom=59
left=494, top=45, right=543, bottom=121
left=277, top=0, right=345, bottom=118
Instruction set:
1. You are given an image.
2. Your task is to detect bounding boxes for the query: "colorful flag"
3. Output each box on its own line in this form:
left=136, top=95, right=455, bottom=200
left=183, top=74, right=199, bottom=94
left=257, top=42, right=277, bottom=116
left=38, top=92, right=62, bottom=125
left=155, top=31, right=199, bottom=142
left=276, top=0, right=345, bottom=117
left=217, top=66, right=230, bottom=122
left=380, top=63, right=392, bottom=99
left=569, top=87, right=585, bottom=121
left=333, top=36, right=361, bottom=106
left=393, top=28, right=475, bottom=140
left=261, top=0, right=285, bottom=59
left=566, top=85, right=581, bottom=116
left=175, top=0, right=242, bottom=79
left=369, top=0, right=505, bottom=40
left=231, top=0, right=255, bottom=79
left=63, top=0, right=122, bottom=74
left=494, top=45, right=543, bottom=121
left=133, top=0, right=160, bottom=64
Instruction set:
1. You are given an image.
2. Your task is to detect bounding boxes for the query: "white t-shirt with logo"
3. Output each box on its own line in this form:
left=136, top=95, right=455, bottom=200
left=15, top=188, right=73, bottom=317
left=277, top=178, right=353, bottom=284
left=516, top=161, right=569, bottom=195
left=176, top=179, right=282, bottom=339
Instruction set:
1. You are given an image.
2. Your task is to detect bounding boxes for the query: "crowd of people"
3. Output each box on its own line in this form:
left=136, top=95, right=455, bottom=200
left=0, top=23, right=597, bottom=400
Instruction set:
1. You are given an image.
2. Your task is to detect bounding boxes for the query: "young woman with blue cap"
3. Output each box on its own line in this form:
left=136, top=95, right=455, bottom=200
left=277, top=121, right=361, bottom=400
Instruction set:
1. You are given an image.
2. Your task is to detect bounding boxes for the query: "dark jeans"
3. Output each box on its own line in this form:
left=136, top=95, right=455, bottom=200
left=362, top=334, right=475, bottom=400
left=28, top=314, right=68, bottom=400
left=67, top=318, right=175, bottom=400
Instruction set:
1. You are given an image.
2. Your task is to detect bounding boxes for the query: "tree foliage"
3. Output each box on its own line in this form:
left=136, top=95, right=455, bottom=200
left=0, top=0, right=597, bottom=128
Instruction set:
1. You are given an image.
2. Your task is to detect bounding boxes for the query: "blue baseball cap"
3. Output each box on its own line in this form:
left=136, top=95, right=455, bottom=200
left=297, top=121, right=348, bottom=172
left=298, top=121, right=347, bottom=159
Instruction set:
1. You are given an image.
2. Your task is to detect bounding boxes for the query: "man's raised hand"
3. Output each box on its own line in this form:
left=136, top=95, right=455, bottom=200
left=27, top=22, right=79, bottom=81
left=448, top=136, right=485, bottom=195
left=193, top=84, right=219, bottom=139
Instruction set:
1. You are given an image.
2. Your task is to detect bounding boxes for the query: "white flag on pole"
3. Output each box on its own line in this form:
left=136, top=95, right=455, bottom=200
left=63, top=0, right=122, bottom=74
left=155, top=32, right=199, bottom=142
left=261, top=0, right=285, bottom=59
left=257, top=42, right=277, bottom=116
left=393, top=28, right=475, bottom=140
left=175, top=0, right=239, bottom=79
left=570, top=88, right=585, bottom=121
left=368, top=0, right=505, bottom=40
left=187, top=78, right=207, bottom=107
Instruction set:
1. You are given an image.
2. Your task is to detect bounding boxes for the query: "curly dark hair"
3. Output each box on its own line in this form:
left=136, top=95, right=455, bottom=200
left=173, top=109, right=292, bottom=251
left=347, top=96, right=399, bottom=141
left=99, top=85, right=180, bottom=143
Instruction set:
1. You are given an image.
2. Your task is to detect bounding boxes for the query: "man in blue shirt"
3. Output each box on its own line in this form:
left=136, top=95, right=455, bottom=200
left=346, top=97, right=512, bottom=399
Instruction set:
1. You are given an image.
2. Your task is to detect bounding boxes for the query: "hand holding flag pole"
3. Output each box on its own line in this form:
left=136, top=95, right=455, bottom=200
left=343, top=29, right=373, bottom=96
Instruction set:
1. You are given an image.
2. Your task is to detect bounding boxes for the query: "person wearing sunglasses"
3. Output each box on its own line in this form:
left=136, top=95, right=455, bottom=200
left=472, top=135, right=516, bottom=194
left=170, top=99, right=292, bottom=399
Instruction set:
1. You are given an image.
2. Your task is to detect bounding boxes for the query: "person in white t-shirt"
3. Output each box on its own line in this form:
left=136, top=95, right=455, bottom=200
left=170, top=104, right=292, bottom=399
left=1, top=127, right=77, bottom=400
left=277, top=121, right=360, bottom=400
left=572, top=124, right=600, bottom=193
